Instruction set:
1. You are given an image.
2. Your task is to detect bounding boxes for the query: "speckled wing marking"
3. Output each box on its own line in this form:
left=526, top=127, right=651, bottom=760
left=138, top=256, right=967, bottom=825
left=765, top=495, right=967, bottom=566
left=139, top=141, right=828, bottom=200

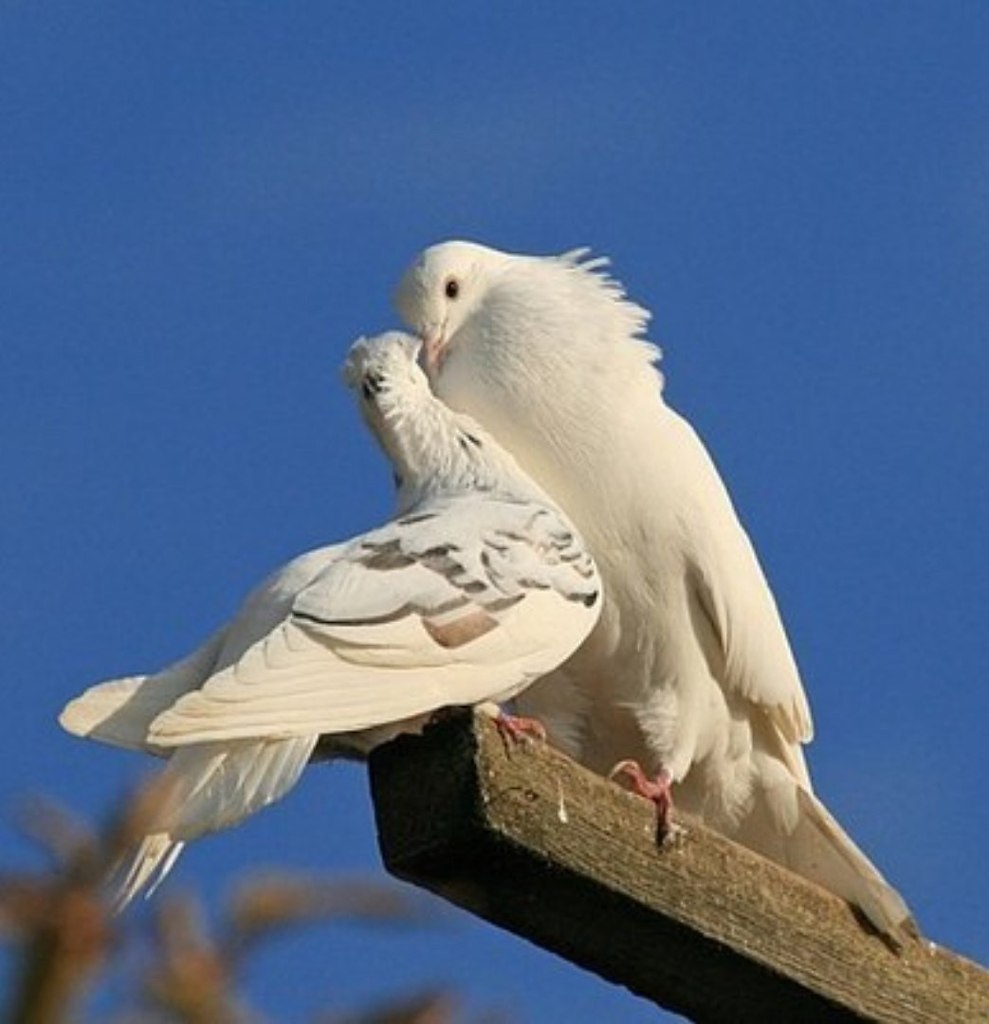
left=144, top=495, right=601, bottom=747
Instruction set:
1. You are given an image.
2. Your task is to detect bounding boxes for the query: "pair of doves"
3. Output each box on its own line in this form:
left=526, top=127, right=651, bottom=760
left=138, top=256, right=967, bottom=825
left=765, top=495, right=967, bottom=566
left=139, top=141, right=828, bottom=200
left=60, top=242, right=914, bottom=945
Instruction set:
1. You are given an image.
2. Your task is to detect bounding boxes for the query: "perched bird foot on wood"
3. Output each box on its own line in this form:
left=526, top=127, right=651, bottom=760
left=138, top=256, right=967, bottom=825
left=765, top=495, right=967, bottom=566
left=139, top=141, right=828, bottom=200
left=494, top=711, right=548, bottom=746
left=609, top=760, right=683, bottom=845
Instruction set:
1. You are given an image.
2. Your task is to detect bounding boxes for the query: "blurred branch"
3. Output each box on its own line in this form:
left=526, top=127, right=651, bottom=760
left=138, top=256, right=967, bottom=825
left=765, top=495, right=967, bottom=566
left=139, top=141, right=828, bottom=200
left=0, top=800, right=115, bottom=1024
left=225, top=872, right=435, bottom=962
left=316, top=988, right=460, bottom=1024
left=0, top=788, right=466, bottom=1024
left=141, top=893, right=245, bottom=1024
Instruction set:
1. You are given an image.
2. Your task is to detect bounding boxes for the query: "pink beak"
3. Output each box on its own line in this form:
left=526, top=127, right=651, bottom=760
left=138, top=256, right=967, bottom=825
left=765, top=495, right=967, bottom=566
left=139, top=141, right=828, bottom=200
left=421, top=330, right=445, bottom=379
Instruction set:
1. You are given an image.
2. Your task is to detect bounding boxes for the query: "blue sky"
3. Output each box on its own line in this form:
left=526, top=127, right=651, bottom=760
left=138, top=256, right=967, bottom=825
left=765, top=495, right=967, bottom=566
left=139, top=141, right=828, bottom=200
left=3, top=3, right=988, bottom=1020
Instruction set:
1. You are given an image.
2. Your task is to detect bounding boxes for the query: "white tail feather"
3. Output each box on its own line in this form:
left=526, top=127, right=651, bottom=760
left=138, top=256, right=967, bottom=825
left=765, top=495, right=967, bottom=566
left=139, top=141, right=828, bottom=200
left=736, top=780, right=913, bottom=943
left=114, top=734, right=318, bottom=909
left=114, top=836, right=186, bottom=911
left=788, top=787, right=914, bottom=940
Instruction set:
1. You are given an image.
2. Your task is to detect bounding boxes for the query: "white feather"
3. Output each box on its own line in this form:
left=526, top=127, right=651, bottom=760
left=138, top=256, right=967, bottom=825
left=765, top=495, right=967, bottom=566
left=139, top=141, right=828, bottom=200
left=395, top=241, right=914, bottom=942
left=115, top=735, right=317, bottom=907
left=59, top=545, right=343, bottom=756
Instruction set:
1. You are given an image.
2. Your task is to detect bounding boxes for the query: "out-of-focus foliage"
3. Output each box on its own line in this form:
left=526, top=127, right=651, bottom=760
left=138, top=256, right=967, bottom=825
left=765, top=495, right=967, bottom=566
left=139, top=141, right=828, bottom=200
left=0, top=793, right=470, bottom=1024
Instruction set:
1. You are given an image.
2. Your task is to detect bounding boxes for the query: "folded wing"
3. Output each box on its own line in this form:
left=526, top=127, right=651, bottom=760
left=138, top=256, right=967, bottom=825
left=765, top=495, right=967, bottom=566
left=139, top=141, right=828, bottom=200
left=148, top=497, right=601, bottom=747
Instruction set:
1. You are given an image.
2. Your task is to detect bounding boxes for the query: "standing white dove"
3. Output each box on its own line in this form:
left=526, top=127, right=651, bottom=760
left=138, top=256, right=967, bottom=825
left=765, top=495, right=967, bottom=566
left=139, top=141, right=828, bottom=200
left=394, top=241, right=914, bottom=943
left=59, top=331, right=601, bottom=906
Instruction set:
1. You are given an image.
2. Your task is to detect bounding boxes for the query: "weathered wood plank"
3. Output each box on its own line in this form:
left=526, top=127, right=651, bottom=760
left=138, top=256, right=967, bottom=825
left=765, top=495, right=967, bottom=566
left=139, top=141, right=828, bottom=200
left=368, top=711, right=989, bottom=1023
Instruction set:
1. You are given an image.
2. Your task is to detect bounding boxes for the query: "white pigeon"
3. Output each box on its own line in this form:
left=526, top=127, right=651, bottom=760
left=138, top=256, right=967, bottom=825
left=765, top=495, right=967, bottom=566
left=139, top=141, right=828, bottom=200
left=394, top=242, right=915, bottom=943
left=59, top=331, right=601, bottom=906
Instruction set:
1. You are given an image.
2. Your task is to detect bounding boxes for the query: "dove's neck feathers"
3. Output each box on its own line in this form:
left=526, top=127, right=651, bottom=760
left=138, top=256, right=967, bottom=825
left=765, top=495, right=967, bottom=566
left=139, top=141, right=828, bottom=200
left=370, top=384, right=549, bottom=513
left=432, top=252, right=665, bottom=491
left=451, top=253, right=660, bottom=411
left=504, top=251, right=658, bottom=378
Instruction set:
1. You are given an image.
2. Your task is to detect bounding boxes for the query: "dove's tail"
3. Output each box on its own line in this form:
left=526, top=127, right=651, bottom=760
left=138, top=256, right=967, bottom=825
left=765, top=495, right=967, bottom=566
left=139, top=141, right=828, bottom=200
left=115, top=734, right=319, bottom=908
left=737, top=777, right=916, bottom=946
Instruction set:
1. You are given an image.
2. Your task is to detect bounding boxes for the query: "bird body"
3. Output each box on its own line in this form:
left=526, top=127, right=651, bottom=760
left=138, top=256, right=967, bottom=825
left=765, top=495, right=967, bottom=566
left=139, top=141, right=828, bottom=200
left=395, top=242, right=913, bottom=941
left=60, top=332, right=601, bottom=904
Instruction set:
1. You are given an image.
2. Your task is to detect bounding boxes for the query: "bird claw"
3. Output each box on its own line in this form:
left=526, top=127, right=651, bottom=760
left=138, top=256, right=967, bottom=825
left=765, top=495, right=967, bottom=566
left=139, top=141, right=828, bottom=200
left=659, top=818, right=688, bottom=848
left=494, top=711, right=547, bottom=748
left=609, top=759, right=681, bottom=845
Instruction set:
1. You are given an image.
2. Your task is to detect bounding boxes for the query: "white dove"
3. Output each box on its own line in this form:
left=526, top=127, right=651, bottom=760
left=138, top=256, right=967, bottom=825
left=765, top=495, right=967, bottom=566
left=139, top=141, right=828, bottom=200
left=394, top=241, right=914, bottom=943
left=59, top=331, right=601, bottom=906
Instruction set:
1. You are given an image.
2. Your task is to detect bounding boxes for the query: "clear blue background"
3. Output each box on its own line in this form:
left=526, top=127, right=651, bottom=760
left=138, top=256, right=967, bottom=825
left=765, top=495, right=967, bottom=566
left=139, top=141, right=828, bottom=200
left=3, top=4, right=987, bottom=1020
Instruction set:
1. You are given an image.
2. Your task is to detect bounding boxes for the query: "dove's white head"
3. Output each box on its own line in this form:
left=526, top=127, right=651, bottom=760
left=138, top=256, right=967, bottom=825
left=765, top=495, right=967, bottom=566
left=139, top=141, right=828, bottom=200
left=392, top=241, right=514, bottom=376
left=342, top=331, right=549, bottom=510
left=342, top=331, right=428, bottom=409
left=394, top=241, right=660, bottom=501
left=394, top=240, right=656, bottom=378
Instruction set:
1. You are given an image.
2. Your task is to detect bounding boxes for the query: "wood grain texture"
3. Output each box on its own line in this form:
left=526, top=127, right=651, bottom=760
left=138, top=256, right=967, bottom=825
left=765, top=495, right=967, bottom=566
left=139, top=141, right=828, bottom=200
left=369, top=710, right=989, bottom=1023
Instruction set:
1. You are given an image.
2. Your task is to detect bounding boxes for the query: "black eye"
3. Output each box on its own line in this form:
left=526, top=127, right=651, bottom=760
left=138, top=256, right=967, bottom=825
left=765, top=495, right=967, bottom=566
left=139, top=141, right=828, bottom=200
left=444, top=277, right=460, bottom=300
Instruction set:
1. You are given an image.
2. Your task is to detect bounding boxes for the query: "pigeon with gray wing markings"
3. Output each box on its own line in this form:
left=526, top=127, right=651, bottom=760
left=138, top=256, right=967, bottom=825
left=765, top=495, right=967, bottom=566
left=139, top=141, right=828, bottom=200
left=59, top=331, right=601, bottom=906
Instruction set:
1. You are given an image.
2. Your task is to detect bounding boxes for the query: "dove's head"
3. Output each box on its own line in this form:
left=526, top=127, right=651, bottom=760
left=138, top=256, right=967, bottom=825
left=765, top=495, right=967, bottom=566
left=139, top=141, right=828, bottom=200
left=342, top=331, right=436, bottom=491
left=342, top=331, right=427, bottom=408
left=393, top=240, right=514, bottom=377
left=342, top=332, right=433, bottom=449
left=395, top=240, right=656, bottom=397
left=342, top=330, right=535, bottom=506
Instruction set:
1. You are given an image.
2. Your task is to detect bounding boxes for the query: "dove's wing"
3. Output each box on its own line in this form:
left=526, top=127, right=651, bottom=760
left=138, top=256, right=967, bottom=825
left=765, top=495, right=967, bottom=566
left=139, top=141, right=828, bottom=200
left=58, top=631, right=228, bottom=752
left=673, top=413, right=813, bottom=755
left=212, top=544, right=346, bottom=667
left=147, top=497, right=600, bottom=746
left=58, top=544, right=345, bottom=754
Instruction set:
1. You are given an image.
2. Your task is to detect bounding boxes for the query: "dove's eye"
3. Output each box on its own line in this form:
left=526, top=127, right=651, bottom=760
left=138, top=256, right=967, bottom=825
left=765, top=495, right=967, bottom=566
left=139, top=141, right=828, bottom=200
left=444, top=277, right=460, bottom=300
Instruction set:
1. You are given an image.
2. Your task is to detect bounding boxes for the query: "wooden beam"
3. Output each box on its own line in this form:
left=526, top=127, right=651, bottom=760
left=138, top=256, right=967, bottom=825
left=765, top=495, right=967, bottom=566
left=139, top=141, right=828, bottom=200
left=368, top=711, right=989, bottom=1024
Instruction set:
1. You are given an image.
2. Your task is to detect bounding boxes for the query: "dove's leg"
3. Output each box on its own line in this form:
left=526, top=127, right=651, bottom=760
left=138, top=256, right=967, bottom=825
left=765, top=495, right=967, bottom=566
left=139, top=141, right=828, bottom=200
left=610, top=760, right=676, bottom=840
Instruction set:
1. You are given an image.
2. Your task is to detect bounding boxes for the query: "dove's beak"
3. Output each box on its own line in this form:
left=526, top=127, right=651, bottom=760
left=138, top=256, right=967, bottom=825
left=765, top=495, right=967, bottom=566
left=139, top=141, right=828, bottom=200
left=420, top=327, right=447, bottom=379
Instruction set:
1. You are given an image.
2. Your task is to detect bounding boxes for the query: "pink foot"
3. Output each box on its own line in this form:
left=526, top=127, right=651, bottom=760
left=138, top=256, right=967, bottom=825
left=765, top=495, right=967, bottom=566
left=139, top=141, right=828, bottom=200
left=609, top=759, right=678, bottom=842
left=495, top=711, right=547, bottom=745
